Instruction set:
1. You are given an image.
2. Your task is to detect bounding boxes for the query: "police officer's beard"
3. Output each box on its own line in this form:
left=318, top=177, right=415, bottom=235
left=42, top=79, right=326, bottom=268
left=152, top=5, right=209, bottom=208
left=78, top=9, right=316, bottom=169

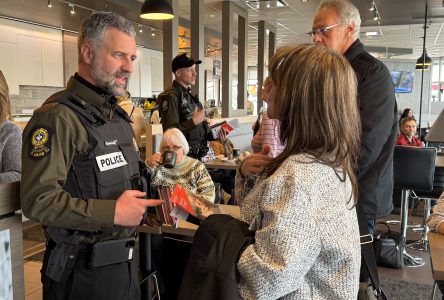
left=90, top=57, right=130, bottom=96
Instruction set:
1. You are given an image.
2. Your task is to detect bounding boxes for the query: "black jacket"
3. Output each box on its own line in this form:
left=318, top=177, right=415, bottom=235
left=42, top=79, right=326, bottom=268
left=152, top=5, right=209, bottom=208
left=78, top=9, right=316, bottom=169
left=178, top=214, right=255, bottom=300
left=345, top=39, right=398, bottom=219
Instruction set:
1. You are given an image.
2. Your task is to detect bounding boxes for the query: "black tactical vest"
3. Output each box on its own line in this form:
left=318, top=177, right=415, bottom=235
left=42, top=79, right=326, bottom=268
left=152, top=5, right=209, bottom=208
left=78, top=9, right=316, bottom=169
left=161, top=85, right=211, bottom=159
left=44, top=90, right=147, bottom=241
left=59, top=96, right=146, bottom=201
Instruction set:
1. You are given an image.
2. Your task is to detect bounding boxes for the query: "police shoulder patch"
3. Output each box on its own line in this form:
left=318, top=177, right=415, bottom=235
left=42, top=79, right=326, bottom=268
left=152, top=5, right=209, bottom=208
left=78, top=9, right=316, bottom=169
left=29, top=127, right=53, bottom=159
left=161, top=100, right=169, bottom=112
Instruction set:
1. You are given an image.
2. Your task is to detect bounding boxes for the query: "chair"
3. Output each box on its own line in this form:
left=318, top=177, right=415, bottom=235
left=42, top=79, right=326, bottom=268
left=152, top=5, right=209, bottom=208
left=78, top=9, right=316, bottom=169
left=139, top=232, right=161, bottom=300
left=407, top=166, right=444, bottom=251
left=393, top=145, right=436, bottom=266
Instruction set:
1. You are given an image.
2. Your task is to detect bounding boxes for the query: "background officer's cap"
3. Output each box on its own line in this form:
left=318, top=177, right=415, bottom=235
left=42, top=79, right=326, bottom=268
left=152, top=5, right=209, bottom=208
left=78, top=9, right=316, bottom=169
left=172, top=53, right=202, bottom=73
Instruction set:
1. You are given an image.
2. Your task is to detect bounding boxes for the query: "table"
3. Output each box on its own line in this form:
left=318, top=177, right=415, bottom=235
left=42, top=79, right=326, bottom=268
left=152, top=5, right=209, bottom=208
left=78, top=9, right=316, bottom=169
left=204, top=159, right=238, bottom=170
left=138, top=205, right=239, bottom=298
left=436, top=156, right=444, bottom=168
left=429, top=232, right=444, bottom=281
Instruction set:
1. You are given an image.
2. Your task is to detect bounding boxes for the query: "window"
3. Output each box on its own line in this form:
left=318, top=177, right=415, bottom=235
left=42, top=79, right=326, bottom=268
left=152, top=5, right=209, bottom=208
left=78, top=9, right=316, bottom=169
left=431, top=58, right=444, bottom=102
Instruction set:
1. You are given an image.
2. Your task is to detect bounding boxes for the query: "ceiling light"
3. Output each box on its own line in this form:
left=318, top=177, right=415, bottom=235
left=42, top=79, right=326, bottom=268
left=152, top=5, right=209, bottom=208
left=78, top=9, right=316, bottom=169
left=138, top=25, right=143, bottom=33
left=151, top=29, right=156, bottom=37
left=140, top=0, right=174, bottom=20
left=47, top=0, right=52, bottom=8
left=365, top=31, right=380, bottom=36
left=369, top=4, right=375, bottom=11
left=416, top=51, right=432, bottom=70
left=373, top=12, right=380, bottom=21
left=69, top=4, right=75, bottom=14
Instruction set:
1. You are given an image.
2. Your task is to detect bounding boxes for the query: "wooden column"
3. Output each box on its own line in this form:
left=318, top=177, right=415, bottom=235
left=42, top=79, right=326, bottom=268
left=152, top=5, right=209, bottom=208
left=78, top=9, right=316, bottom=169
left=163, top=0, right=179, bottom=89
left=222, top=1, right=248, bottom=118
left=257, top=20, right=276, bottom=114
left=190, top=0, right=205, bottom=98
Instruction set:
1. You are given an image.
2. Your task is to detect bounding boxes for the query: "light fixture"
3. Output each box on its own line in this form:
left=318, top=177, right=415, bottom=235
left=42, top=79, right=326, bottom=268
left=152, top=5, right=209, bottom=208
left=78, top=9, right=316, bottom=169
left=47, top=0, right=52, bottom=8
left=417, top=3, right=430, bottom=141
left=151, top=29, right=156, bottom=37
left=364, top=31, right=380, bottom=37
left=415, top=51, right=432, bottom=70
left=69, top=4, right=75, bottom=14
left=140, top=0, right=174, bottom=20
left=373, top=11, right=380, bottom=21
left=138, top=25, right=143, bottom=33
left=182, top=37, right=186, bottom=45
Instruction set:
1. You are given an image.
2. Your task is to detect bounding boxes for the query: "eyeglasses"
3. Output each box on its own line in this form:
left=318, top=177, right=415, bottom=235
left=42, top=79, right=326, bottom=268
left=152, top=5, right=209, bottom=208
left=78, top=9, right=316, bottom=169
left=307, top=23, right=342, bottom=37
left=162, top=145, right=182, bottom=152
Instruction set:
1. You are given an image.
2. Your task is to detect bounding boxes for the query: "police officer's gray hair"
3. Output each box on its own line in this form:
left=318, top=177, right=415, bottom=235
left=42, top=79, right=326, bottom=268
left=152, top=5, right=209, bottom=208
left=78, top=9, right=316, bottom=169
left=160, top=128, right=190, bottom=155
left=77, top=12, right=136, bottom=62
left=316, top=0, right=361, bottom=40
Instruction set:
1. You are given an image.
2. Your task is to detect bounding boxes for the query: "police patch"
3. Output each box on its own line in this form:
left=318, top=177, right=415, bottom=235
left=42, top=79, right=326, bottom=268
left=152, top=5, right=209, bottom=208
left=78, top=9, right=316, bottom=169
left=161, top=100, right=169, bottom=112
left=29, top=127, right=52, bottom=159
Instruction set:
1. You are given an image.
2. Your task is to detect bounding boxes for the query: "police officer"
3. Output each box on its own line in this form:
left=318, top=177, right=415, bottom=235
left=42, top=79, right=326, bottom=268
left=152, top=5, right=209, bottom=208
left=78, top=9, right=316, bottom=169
left=159, top=53, right=213, bottom=160
left=20, top=12, right=162, bottom=300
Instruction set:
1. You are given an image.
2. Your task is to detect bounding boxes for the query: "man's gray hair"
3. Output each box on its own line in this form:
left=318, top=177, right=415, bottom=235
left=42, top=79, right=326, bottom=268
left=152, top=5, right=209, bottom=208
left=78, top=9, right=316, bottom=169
left=78, top=12, right=136, bottom=62
left=317, top=0, right=361, bottom=39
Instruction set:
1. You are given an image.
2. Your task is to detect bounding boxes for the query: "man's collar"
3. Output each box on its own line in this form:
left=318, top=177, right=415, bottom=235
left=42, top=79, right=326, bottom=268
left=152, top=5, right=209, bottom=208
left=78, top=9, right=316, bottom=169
left=344, top=39, right=364, bottom=62
left=72, top=73, right=117, bottom=106
left=66, top=73, right=117, bottom=108
left=173, top=80, right=190, bottom=92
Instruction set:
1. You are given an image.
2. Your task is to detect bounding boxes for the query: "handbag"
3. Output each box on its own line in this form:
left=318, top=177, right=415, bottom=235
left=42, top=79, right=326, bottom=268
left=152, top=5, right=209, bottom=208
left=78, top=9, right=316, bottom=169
left=357, top=203, right=388, bottom=300
left=373, top=222, right=402, bottom=269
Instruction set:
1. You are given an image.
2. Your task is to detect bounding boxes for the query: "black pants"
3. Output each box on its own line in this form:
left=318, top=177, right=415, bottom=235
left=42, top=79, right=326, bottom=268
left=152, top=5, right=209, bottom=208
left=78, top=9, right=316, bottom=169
left=438, top=280, right=444, bottom=299
left=41, top=243, right=140, bottom=300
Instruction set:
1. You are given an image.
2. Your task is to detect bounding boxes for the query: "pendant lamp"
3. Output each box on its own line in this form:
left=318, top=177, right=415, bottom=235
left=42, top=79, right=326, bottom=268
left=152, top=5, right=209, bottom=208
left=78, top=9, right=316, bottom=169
left=415, top=51, right=432, bottom=70
left=140, top=0, right=174, bottom=20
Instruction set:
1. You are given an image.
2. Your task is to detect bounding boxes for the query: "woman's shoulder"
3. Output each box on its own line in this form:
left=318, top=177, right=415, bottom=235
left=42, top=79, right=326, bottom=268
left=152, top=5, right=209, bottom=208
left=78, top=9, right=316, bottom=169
left=0, top=120, right=21, bottom=135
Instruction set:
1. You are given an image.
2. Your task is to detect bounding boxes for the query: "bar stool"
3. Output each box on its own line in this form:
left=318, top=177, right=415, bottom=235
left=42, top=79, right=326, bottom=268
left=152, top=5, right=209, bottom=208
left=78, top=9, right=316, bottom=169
left=407, top=166, right=444, bottom=251
left=393, top=145, right=436, bottom=267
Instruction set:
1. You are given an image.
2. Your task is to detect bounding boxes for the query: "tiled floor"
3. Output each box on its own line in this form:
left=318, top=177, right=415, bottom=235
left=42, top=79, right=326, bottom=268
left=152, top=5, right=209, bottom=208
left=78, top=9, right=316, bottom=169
left=24, top=260, right=42, bottom=300
left=21, top=213, right=441, bottom=299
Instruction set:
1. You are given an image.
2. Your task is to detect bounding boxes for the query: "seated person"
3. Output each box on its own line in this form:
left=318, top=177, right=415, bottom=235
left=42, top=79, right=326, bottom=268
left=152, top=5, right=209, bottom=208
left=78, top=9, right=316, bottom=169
left=146, top=128, right=215, bottom=203
left=400, top=108, right=415, bottom=122
left=202, top=140, right=236, bottom=201
left=427, top=191, right=444, bottom=297
left=396, top=117, right=423, bottom=147
left=0, top=70, right=21, bottom=182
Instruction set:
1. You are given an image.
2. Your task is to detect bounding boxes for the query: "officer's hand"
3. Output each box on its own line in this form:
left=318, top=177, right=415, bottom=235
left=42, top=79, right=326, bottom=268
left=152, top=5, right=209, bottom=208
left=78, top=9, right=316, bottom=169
left=114, top=190, right=163, bottom=226
left=146, top=153, right=162, bottom=168
left=240, top=145, right=273, bottom=176
left=192, top=107, right=205, bottom=125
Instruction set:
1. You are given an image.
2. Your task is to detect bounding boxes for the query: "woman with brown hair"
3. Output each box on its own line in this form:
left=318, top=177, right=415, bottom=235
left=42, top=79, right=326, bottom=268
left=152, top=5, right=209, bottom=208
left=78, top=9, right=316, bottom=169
left=236, top=44, right=362, bottom=299
left=0, top=71, right=21, bottom=182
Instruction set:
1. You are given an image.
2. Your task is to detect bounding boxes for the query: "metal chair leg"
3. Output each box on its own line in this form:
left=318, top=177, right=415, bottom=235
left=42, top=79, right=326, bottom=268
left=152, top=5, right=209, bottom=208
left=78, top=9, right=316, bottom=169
left=431, top=280, right=437, bottom=300
left=400, top=190, right=425, bottom=267
left=407, top=198, right=431, bottom=251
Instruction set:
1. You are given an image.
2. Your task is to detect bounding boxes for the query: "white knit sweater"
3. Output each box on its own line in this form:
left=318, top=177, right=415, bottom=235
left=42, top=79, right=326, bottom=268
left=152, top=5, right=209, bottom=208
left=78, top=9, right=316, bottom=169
left=427, top=192, right=444, bottom=233
left=237, top=154, right=361, bottom=300
left=148, top=156, right=215, bottom=203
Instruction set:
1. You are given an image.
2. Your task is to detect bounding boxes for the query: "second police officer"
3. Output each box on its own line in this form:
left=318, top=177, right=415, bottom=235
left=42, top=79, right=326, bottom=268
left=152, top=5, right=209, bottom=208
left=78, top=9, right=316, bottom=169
left=159, top=53, right=213, bottom=160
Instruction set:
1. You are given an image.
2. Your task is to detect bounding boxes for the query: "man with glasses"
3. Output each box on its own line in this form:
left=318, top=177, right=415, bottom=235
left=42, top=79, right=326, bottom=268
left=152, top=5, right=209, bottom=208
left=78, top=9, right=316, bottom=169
left=311, top=0, right=397, bottom=234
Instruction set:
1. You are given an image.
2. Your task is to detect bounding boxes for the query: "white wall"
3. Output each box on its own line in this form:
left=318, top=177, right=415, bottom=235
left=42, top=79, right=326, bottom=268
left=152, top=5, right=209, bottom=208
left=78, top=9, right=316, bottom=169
left=0, top=18, right=64, bottom=95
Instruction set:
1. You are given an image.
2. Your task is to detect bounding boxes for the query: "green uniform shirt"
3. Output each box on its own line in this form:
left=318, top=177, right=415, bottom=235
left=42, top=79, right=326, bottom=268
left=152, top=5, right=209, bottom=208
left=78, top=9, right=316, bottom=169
left=21, top=76, right=122, bottom=242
